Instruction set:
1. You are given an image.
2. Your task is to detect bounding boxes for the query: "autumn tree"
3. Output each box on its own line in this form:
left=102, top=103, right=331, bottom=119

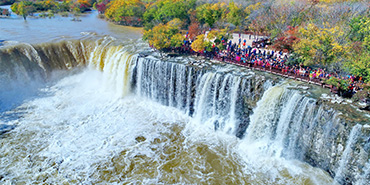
left=143, top=18, right=183, bottom=52
left=191, top=34, right=207, bottom=52
left=293, top=23, right=347, bottom=66
left=76, top=0, right=94, bottom=12
left=206, top=29, right=231, bottom=50
left=188, top=22, right=200, bottom=40
left=37, top=0, right=58, bottom=11
left=143, top=0, right=196, bottom=28
left=244, top=2, right=261, bottom=20
left=56, top=0, right=72, bottom=12
left=11, top=1, right=35, bottom=20
left=272, top=26, right=300, bottom=52
left=196, top=2, right=226, bottom=28
left=95, top=0, right=109, bottom=14
left=170, top=33, right=185, bottom=48
left=226, top=1, right=244, bottom=27
left=345, top=52, right=370, bottom=83
left=105, top=0, right=145, bottom=25
left=345, top=15, right=370, bottom=82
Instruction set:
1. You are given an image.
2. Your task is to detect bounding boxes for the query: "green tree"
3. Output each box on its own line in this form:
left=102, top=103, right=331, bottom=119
left=170, top=33, right=184, bottom=48
left=226, top=1, right=244, bottom=27
left=344, top=15, right=370, bottom=82
left=293, top=23, right=347, bottom=66
left=143, top=18, right=183, bottom=51
left=11, top=1, right=34, bottom=20
left=105, top=0, right=145, bottom=23
left=143, top=0, right=195, bottom=28
left=206, top=29, right=231, bottom=50
left=349, top=15, right=370, bottom=43
left=196, top=2, right=226, bottom=28
left=346, top=52, right=370, bottom=83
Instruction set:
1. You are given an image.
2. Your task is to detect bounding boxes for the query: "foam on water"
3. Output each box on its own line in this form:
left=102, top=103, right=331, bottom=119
left=0, top=68, right=337, bottom=184
left=0, top=39, right=342, bottom=184
left=0, top=69, right=190, bottom=184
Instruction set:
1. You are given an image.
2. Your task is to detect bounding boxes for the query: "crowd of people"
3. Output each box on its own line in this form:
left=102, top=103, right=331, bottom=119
left=178, top=33, right=366, bottom=97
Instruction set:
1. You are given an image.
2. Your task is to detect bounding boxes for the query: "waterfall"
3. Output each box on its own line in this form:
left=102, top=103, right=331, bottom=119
left=131, top=58, right=205, bottom=114
left=237, top=81, right=369, bottom=184
left=334, top=124, right=362, bottom=184
left=356, top=159, right=370, bottom=185
left=1, top=40, right=369, bottom=184
left=130, top=56, right=266, bottom=138
left=192, top=73, right=244, bottom=135
left=244, top=85, right=286, bottom=142
left=0, top=37, right=139, bottom=111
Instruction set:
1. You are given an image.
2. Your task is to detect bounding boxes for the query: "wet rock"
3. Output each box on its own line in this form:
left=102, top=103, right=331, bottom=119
left=135, top=136, right=146, bottom=143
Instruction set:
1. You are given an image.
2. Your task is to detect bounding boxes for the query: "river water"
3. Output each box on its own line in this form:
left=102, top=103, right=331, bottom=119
left=0, top=10, right=340, bottom=184
left=0, top=7, right=142, bottom=44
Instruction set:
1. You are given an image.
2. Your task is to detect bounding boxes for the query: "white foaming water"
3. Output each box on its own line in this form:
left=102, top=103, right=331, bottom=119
left=0, top=41, right=340, bottom=184
left=233, top=83, right=338, bottom=185
left=192, top=72, right=245, bottom=135
left=244, top=85, right=285, bottom=142
left=333, top=124, right=362, bottom=184
left=0, top=69, right=190, bottom=184
left=356, top=159, right=370, bottom=185
left=0, top=66, right=337, bottom=184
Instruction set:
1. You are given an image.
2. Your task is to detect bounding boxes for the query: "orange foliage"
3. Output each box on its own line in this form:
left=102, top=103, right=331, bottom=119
left=188, top=22, right=200, bottom=40
left=77, top=0, right=91, bottom=6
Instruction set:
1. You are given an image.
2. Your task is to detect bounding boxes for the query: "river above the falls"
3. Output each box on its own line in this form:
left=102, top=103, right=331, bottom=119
left=0, top=7, right=142, bottom=44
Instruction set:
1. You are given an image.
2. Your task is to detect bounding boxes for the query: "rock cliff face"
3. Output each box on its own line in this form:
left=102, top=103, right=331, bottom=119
left=1, top=40, right=369, bottom=184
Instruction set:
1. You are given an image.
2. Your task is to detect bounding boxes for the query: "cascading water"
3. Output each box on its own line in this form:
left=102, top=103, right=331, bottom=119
left=0, top=38, right=369, bottom=184
left=356, top=159, right=370, bottom=185
left=334, top=124, right=362, bottom=184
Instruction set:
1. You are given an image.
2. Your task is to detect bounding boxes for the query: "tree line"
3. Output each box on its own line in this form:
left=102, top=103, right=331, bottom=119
left=99, top=0, right=370, bottom=99
left=6, top=0, right=370, bottom=100
left=9, top=0, right=96, bottom=20
left=102, top=0, right=369, bottom=79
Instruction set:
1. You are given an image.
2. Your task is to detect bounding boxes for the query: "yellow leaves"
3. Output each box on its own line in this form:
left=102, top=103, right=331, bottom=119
left=206, top=30, right=218, bottom=40
left=345, top=50, right=370, bottom=82
left=245, top=2, right=261, bottom=14
left=105, top=0, right=144, bottom=21
left=196, top=2, right=227, bottom=27
left=298, top=23, right=343, bottom=43
left=206, top=29, right=228, bottom=41
left=244, top=2, right=261, bottom=18
left=293, top=38, right=317, bottom=66
left=167, top=18, right=182, bottom=29
left=143, top=19, right=184, bottom=50
left=210, top=3, right=219, bottom=10
left=191, top=34, right=206, bottom=52
left=359, top=19, right=370, bottom=34
left=170, top=33, right=185, bottom=48
left=332, top=42, right=345, bottom=53
left=210, top=2, right=226, bottom=10
left=294, top=23, right=348, bottom=65
left=149, top=23, right=171, bottom=49
left=219, top=2, right=226, bottom=8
